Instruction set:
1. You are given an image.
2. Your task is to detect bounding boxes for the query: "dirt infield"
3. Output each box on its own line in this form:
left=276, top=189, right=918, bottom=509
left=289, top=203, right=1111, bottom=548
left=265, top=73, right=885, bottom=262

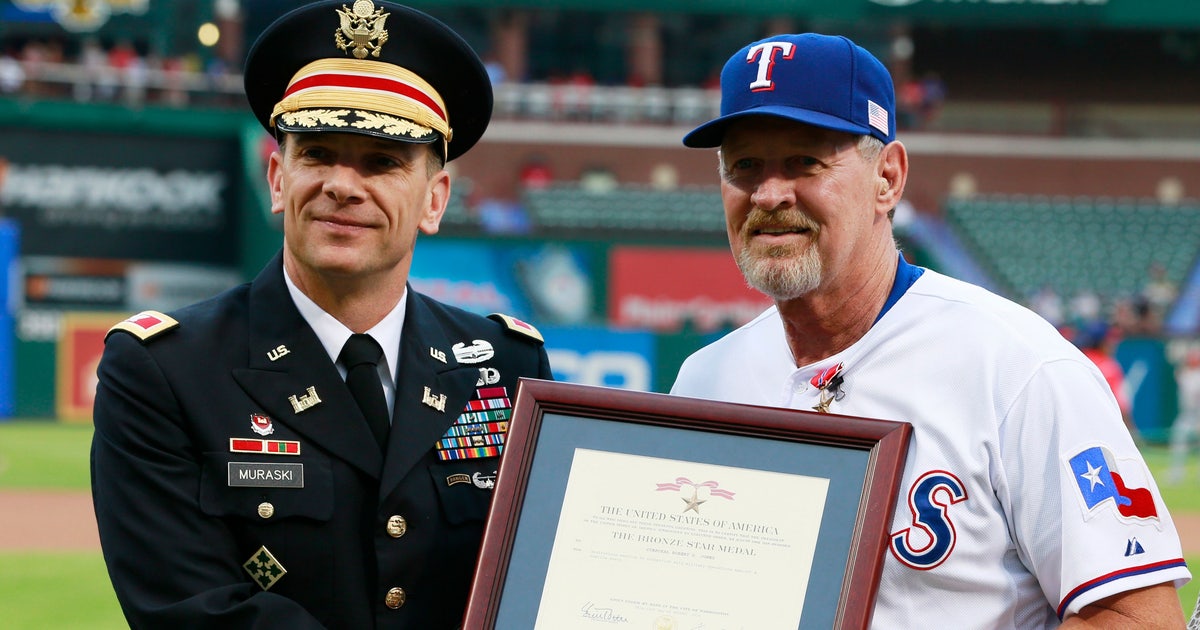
left=3, top=490, right=1200, bottom=554
left=0, top=490, right=101, bottom=551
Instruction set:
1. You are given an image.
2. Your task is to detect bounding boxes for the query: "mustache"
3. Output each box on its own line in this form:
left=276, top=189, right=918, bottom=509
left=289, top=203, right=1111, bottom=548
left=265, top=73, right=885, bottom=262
left=742, top=208, right=819, bottom=234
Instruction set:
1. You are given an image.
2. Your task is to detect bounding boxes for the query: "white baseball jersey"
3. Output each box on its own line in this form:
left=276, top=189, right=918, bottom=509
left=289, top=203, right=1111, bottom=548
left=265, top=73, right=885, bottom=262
left=671, top=266, right=1189, bottom=628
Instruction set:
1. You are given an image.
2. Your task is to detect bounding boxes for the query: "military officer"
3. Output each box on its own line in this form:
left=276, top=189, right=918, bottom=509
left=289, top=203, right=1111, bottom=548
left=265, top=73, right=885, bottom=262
left=90, top=2, right=553, bottom=628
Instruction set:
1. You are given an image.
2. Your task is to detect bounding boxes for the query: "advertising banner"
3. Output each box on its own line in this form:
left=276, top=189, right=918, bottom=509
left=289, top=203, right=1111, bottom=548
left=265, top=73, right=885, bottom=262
left=56, top=312, right=124, bottom=423
left=21, top=256, right=242, bottom=313
left=541, top=325, right=656, bottom=391
left=609, top=246, right=771, bottom=333
left=0, top=127, right=240, bottom=265
left=0, top=219, right=15, bottom=418
left=411, top=240, right=599, bottom=325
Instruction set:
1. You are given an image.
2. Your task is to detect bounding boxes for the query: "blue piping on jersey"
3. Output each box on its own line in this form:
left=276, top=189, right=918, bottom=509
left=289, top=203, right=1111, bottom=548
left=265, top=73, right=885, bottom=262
left=875, top=252, right=924, bottom=324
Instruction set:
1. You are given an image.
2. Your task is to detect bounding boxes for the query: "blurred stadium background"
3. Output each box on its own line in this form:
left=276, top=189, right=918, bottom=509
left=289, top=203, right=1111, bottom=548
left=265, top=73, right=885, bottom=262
left=0, top=1, right=1198, bottom=445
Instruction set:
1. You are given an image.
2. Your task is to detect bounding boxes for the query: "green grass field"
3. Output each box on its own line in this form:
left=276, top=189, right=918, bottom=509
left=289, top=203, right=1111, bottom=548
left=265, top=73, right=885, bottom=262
left=1, top=420, right=1197, bottom=627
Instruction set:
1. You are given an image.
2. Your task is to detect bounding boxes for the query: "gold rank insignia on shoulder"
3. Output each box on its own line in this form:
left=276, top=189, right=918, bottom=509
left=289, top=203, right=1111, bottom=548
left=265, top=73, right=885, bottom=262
left=244, top=546, right=287, bottom=591
left=105, top=310, right=179, bottom=343
left=335, top=0, right=389, bottom=59
left=488, top=313, right=544, bottom=343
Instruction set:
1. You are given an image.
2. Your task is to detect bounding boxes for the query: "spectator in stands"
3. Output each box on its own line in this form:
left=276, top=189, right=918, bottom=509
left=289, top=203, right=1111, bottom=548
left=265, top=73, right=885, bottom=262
left=122, top=49, right=149, bottom=106
left=670, top=31, right=1188, bottom=626
left=1028, top=282, right=1065, bottom=328
left=19, top=39, right=65, bottom=98
left=1169, top=346, right=1200, bottom=484
left=483, top=53, right=506, bottom=85
left=159, top=55, right=189, bottom=106
left=554, top=66, right=595, bottom=120
left=1068, top=288, right=1103, bottom=330
left=0, top=48, right=23, bottom=94
left=1076, top=322, right=1137, bottom=439
left=579, top=165, right=617, bottom=193
left=649, top=162, right=679, bottom=191
left=518, top=154, right=554, bottom=190
left=918, top=71, right=946, bottom=126
left=1142, top=261, right=1177, bottom=325
left=78, top=37, right=110, bottom=101
left=896, top=76, right=925, bottom=129
left=107, top=38, right=139, bottom=102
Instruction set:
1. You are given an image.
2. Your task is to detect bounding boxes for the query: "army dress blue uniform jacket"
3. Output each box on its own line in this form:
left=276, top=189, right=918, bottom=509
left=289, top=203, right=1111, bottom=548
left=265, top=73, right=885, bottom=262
left=91, top=252, right=553, bottom=629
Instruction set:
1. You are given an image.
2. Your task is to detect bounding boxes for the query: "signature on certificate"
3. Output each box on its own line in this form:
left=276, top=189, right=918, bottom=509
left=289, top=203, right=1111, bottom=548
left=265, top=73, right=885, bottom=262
left=579, top=601, right=630, bottom=623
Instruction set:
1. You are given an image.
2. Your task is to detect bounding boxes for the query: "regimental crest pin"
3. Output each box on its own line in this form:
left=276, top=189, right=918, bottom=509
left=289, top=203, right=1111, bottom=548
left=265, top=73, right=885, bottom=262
left=243, top=546, right=287, bottom=591
left=250, top=413, right=274, bottom=436
left=334, top=0, right=389, bottom=59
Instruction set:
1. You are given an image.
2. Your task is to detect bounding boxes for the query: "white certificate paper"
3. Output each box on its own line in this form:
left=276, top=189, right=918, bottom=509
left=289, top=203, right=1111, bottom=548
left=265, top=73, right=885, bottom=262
left=533, top=448, right=829, bottom=629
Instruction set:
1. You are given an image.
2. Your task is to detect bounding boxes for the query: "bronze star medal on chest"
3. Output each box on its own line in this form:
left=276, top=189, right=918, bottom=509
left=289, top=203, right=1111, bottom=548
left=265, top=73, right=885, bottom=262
left=811, top=362, right=845, bottom=414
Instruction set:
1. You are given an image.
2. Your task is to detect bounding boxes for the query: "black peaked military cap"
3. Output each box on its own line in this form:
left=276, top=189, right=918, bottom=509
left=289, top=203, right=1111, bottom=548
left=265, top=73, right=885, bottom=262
left=243, top=0, right=492, bottom=162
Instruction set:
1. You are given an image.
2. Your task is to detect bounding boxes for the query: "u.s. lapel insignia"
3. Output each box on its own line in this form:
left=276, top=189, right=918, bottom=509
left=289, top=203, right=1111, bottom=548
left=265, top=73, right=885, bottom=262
left=250, top=413, right=274, bottom=436
left=422, top=386, right=447, bottom=412
left=430, top=347, right=447, bottom=363
left=452, top=339, right=494, bottom=364
left=267, top=345, right=290, bottom=362
left=288, top=386, right=322, bottom=414
left=243, top=546, right=286, bottom=591
left=335, top=0, right=389, bottom=59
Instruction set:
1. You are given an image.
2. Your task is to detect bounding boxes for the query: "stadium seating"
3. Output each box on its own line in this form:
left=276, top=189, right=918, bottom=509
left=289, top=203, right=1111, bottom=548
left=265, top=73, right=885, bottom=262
left=943, top=194, right=1200, bottom=307
left=521, top=182, right=726, bottom=237
left=439, top=177, right=476, bottom=228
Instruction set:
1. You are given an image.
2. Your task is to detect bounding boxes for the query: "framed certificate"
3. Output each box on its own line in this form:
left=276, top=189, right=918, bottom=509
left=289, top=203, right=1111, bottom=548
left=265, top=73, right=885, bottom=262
left=464, top=378, right=911, bottom=630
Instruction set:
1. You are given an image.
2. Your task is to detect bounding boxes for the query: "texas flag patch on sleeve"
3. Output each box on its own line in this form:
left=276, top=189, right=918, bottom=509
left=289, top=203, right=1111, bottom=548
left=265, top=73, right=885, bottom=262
left=1066, top=444, right=1159, bottom=523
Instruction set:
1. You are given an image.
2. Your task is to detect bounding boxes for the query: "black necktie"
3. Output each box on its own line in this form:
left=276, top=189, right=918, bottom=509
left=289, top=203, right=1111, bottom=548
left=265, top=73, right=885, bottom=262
left=339, top=334, right=390, bottom=450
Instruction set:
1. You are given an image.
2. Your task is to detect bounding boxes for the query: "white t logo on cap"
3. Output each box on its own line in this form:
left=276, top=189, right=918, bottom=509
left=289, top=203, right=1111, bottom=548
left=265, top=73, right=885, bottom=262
left=747, top=42, right=795, bottom=91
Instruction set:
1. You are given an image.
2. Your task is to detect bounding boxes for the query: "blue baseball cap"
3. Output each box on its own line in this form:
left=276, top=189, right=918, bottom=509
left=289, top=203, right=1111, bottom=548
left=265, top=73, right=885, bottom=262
left=683, top=33, right=896, bottom=148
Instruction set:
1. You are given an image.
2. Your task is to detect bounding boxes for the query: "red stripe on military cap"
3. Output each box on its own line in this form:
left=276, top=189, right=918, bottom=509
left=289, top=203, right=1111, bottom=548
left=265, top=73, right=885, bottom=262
left=284, top=72, right=446, bottom=121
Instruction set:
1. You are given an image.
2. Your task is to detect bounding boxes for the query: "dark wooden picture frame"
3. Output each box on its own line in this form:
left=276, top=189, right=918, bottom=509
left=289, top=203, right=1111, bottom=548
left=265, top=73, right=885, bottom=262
left=464, top=378, right=911, bottom=629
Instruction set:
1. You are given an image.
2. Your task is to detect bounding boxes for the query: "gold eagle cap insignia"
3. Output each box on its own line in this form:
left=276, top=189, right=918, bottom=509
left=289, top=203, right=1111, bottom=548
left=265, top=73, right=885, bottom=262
left=335, top=0, right=390, bottom=59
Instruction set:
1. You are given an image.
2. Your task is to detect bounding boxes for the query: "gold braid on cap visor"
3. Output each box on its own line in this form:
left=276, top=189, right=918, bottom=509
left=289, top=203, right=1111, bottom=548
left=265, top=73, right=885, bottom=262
left=270, top=58, right=452, bottom=146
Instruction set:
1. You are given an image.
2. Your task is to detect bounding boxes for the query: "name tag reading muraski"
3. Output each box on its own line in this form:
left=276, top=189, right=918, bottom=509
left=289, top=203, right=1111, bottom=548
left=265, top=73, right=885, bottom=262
left=228, top=462, right=305, bottom=488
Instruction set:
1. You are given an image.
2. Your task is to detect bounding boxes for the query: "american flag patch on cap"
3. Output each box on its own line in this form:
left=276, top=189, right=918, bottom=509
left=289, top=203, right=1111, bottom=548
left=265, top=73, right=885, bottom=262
left=867, top=99, right=889, bottom=137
